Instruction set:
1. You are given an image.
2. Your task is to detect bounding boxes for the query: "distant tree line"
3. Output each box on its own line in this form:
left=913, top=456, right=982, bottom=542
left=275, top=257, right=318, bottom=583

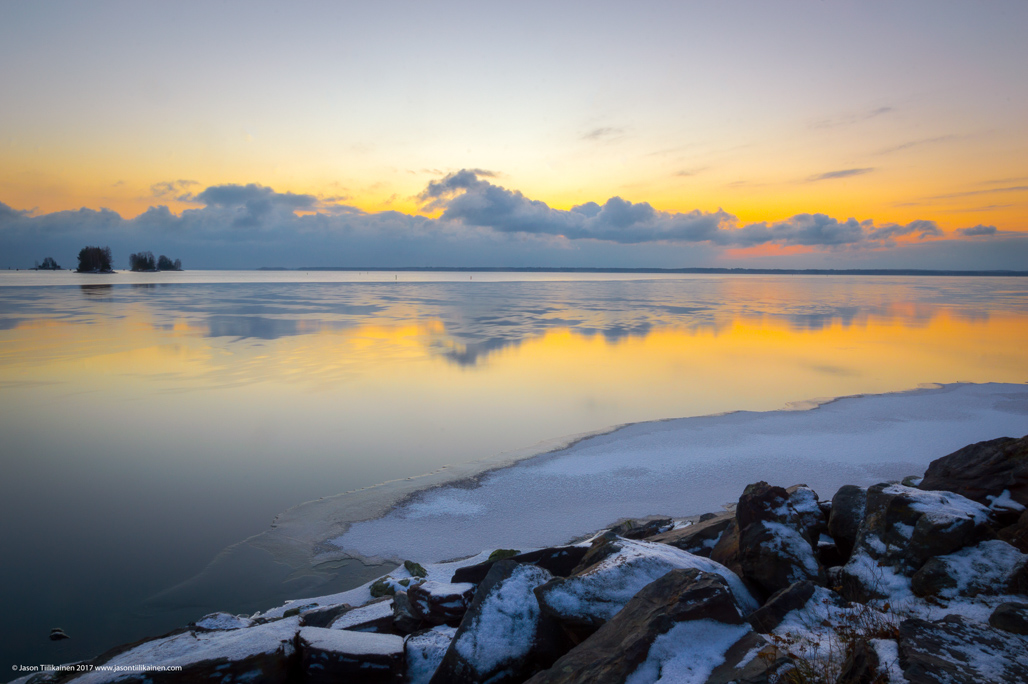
left=35, top=257, right=61, bottom=270
left=77, top=246, right=114, bottom=273
left=130, top=251, right=183, bottom=271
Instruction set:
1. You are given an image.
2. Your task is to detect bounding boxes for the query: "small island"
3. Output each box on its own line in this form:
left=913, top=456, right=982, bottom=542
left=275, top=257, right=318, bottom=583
left=34, top=257, right=61, bottom=270
left=130, top=251, right=183, bottom=271
left=76, top=246, right=114, bottom=273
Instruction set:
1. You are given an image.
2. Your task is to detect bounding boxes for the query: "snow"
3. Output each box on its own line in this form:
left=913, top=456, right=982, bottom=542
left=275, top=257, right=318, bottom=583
left=330, top=599, right=394, bottom=630
left=926, top=540, right=1026, bottom=599
left=299, top=627, right=403, bottom=656
left=761, top=522, right=821, bottom=580
left=332, top=384, right=1028, bottom=563
left=624, top=620, right=753, bottom=684
left=73, top=617, right=301, bottom=684
left=453, top=564, right=552, bottom=674
left=405, top=625, right=457, bottom=684
left=539, top=538, right=758, bottom=623
left=415, top=580, right=476, bottom=599
left=871, top=639, right=904, bottom=682
left=988, top=489, right=1026, bottom=511
left=194, top=612, right=253, bottom=630
left=883, top=484, right=991, bottom=527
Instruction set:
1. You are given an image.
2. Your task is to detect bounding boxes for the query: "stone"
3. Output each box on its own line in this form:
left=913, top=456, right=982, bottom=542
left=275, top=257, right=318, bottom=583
left=747, top=581, right=821, bottom=633
left=450, top=545, right=588, bottom=584
left=710, top=519, right=744, bottom=578
left=898, top=615, right=1028, bottom=683
left=999, top=509, right=1028, bottom=553
left=408, top=580, right=476, bottom=626
left=989, top=602, right=1028, bottom=635
left=918, top=434, right=1028, bottom=508
left=646, top=511, right=734, bottom=557
left=835, top=639, right=881, bottom=684
left=430, top=561, right=565, bottom=684
left=738, top=521, right=825, bottom=598
left=392, top=591, right=424, bottom=634
left=608, top=517, right=674, bottom=540
left=524, top=569, right=770, bottom=684
left=328, top=597, right=396, bottom=633
left=298, top=627, right=404, bottom=684
left=829, top=485, right=868, bottom=560
left=405, top=625, right=458, bottom=684
left=296, top=603, right=352, bottom=629
left=404, top=560, right=428, bottom=578
left=911, top=539, right=1027, bottom=598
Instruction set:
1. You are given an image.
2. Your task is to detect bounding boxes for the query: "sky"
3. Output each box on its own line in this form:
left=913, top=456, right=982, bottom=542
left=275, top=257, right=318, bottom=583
left=1, top=0, right=1026, bottom=269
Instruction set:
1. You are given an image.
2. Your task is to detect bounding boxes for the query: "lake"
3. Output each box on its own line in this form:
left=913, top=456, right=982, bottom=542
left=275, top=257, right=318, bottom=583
left=1, top=270, right=1027, bottom=670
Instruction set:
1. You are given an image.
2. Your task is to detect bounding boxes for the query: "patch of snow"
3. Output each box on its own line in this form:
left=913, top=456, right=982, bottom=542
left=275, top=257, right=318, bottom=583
left=762, top=522, right=820, bottom=580
left=883, top=484, right=991, bottom=527
left=330, top=600, right=394, bottom=630
left=194, top=612, right=253, bottom=631
left=988, top=489, right=1025, bottom=512
left=624, top=619, right=753, bottom=684
left=540, top=538, right=758, bottom=623
left=454, top=564, right=552, bottom=674
left=405, top=625, right=457, bottom=684
left=871, top=639, right=903, bottom=682
left=299, top=627, right=403, bottom=656
left=928, top=540, right=1026, bottom=599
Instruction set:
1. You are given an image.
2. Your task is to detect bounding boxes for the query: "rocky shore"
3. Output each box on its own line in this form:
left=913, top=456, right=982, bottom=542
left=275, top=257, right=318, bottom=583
left=11, top=435, right=1028, bottom=684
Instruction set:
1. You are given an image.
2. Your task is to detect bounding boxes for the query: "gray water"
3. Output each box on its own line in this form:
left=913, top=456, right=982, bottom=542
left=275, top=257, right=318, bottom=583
left=1, top=271, right=1026, bottom=672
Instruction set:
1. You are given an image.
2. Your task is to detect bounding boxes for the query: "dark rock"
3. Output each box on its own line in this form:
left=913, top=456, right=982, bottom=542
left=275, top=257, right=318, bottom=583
left=567, top=532, right=621, bottom=575
left=908, top=540, right=1027, bottom=599
left=408, top=580, right=476, bottom=626
left=737, top=481, right=792, bottom=530
left=748, top=581, right=820, bottom=633
left=898, top=615, right=1028, bottom=683
left=405, top=625, right=458, bottom=684
left=392, top=591, right=424, bottom=634
left=327, top=597, right=396, bottom=633
left=646, top=511, right=733, bottom=557
left=706, top=633, right=794, bottom=684
left=835, top=639, right=881, bottom=684
left=918, top=434, right=1028, bottom=508
left=48, top=628, right=69, bottom=641
left=710, top=519, right=744, bottom=578
left=738, top=520, right=825, bottom=597
left=430, top=560, right=564, bottom=684
left=1000, top=509, right=1028, bottom=553
left=990, top=602, right=1028, bottom=635
left=404, top=559, right=428, bottom=578
left=298, top=627, right=404, bottom=684
left=817, top=538, right=846, bottom=569
left=450, top=545, right=588, bottom=584
left=829, top=485, right=868, bottom=560
left=488, top=549, right=521, bottom=561
left=608, top=517, right=673, bottom=540
left=297, top=603, right=353, bottom=628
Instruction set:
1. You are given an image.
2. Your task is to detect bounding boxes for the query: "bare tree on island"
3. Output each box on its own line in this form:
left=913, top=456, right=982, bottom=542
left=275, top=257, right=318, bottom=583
left=76, top=246, right=113, bottom=273
left=129, top=251, right=156, bottom=272
left=157, top=255, right=183, bottom=271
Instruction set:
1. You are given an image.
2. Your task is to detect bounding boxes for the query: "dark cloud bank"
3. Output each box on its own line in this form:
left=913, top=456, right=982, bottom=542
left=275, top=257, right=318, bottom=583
left=1, top=170, right=1023, bottom=270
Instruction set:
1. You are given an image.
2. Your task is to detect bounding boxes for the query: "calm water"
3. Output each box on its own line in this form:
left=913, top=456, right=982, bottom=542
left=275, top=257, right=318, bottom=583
left=1, top=271, right=1027, bottom=670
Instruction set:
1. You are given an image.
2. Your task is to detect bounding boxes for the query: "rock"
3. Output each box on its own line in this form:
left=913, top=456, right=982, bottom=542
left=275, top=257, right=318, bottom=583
left=835, top=639, right=880, bottom=684
left=608, top=517, right=673, bottom=540
left=817, top=536, right=846, bottom=569
left=298, top=627, right=404, bottom=684
left=525, top=569, right=771, bottom=684
left=193, top=612, right=254, bottom=631
left=391, top=591, right=424, bottom=634
left=989, top=602, right=1028, bottom=635
left=430, top=560, right=564, bottom=684
left=738, top=520, right=825, bottom=597
left=918, top=434, right=1028, bottom=508
left=299, top=603, right=353, bottom=629
left=404, top=560, right=428, bottom=578
left=48, top=628, right=70, bottom=641
left=328, top=597, right=395, bottom=632
left=911, top=539, right=1027, bottom=598
left=535, top=538, right=758, bottom=637
left=488, top=549, right=521, bottom=561
left=405, top=625, right=458, bottom=684
left=999, top=509, right=1028, bottom=553
left=898, top=615, right=1028, bottom=683
left=748, top=581, right=818, bottom=633
left=371, top=575, right=421, bottom=597
left=829, top=485, right=868, bottom=560
left=737, top=481, right=791, bottom=530
left=408, top=580, right=476, bottom=625
left=710, top=519, right=743, bottom=578
left=646, top=511, right=734, bottom=557
left=450, top=545, right=588, bottom=584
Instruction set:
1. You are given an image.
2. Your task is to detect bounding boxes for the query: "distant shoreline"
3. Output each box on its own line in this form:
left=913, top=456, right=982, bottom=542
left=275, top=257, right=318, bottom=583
left=267, top=266, right=1028, bottom=276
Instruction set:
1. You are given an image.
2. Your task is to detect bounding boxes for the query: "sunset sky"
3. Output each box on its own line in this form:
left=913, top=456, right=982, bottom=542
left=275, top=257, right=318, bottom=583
left=1, top=0, right=1026, bottom=269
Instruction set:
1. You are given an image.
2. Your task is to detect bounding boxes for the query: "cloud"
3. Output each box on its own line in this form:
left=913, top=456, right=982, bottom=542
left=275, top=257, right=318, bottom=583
left=581, top=127, right=624, bottom=141
left=929, top=185, right=1028, bottom=200
left=726, top=214, right=869, bottom=247
left=810, top=106, right=895, bottom=129
left=151, top=179, right=199, bottom=198
left=807, top=168, right=874, bottom=182
left=958, top=224, right=998, bottom=237
left=867, top=220, right=943, bottom=241
left=877, top=135, right=958, bottom=155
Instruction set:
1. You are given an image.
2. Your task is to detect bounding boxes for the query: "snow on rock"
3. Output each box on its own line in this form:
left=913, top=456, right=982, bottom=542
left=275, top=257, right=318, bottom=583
left=298, top=627, right=404, bottom=683
left=912, top=539, right=1027, bottom=599
left=328, top=597, right=395, bottom=631
left=898, top=615, right=1028, bottom=683
left=193, top=612, right=254, bottom=631
left=623, top=619, right=753, bottom=684
left=405, top=626, right=457, bottom=684
left=536, top=537, right=758, bottom=631
left=408, top=580, right=476, bottom=625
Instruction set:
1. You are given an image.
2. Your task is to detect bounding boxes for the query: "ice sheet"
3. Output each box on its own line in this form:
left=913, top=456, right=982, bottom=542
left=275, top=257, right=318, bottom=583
left=333, top=383, right=1028, bottom=562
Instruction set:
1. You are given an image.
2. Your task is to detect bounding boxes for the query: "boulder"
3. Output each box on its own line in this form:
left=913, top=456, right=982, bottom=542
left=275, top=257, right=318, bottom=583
left=999, top=509, right=1028, bottom=553
left=298, top=627, right=404, bottom=683
left=430, top=561, right=565, bottom=684
left=405, top=625, right=458, bottom=684
left=748, top=581, right=821, bottom=633
left=737, top=520, right=825, bottom=597
left=646, top=511, right=734, bottom=557
left=989, top=602, right=1028, bottom=635
left=709, top=519, right=744, bottom=578
left=450, top=545, right=588, bottom=584
left=829, top=485, right=868, bottom=560
left=911, top=539, right=1027, bottom=598
left=918, top=434, right=1028, bottom=508
left=391, top=591, right=424, bottom=634
left=298, top=603, right=353, bottom=629
left=835, top=639, right=881, bottom=684
left=525, top=569, right=771, bottom=684
left=898, top=615, right=1028, bottom=683
left=408, top=580, right=476, bottom=626
left=607, top=517, right=674, bottom=540
left=328, top=597, right=395, bottom=633
left=192, top=612, right=254, bottom=631
left=736, top=482, right=825, bottom=541
left=535, top=538, right=758, bottom=637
